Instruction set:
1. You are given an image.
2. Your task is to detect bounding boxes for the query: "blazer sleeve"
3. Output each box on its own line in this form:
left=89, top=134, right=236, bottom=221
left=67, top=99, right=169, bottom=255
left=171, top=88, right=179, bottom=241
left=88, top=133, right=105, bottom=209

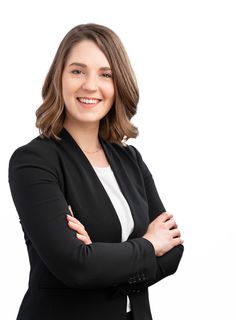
left=8, top=144, right=158, bottom=290
left=129, top=145, right=184, bottom=287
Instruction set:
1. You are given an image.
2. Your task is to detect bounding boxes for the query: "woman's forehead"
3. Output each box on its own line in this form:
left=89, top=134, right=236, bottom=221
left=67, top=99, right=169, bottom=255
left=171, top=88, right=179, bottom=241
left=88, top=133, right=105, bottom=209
left=65, top=40, right=111, bottom=69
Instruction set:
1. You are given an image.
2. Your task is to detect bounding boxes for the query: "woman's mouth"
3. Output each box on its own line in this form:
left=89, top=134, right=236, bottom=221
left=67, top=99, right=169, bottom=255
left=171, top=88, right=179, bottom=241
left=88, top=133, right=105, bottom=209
left=77, top=97, right=102, bottom=108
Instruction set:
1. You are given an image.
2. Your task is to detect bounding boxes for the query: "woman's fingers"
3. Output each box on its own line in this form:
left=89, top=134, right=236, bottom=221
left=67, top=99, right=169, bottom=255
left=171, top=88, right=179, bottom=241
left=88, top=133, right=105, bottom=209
left=76, top=233, right=92, bottom=245
left=171, top=228, right=181, bottom=238
left=67, top=214, right=85, bottom=229
left=159, top=212, right=173, bottom=222
left=67, top=220, right=88, bottom=236
left=66, top=211, right=92, bottom=245
left=173, top=237, right=184, bottom=246
left=68, top=205, right=74, bottom=217
left=166, top=217, right=177, bottom=230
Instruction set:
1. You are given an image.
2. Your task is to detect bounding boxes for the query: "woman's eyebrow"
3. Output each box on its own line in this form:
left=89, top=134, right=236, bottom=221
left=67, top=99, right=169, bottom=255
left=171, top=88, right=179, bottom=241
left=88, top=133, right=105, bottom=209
left=68, top=62, right=111, bottom=71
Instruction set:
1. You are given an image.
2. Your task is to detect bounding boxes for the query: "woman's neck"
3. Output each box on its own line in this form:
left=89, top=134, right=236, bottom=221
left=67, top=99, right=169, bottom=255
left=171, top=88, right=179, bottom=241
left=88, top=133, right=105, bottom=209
left=63, top=121, right=101, bottom=152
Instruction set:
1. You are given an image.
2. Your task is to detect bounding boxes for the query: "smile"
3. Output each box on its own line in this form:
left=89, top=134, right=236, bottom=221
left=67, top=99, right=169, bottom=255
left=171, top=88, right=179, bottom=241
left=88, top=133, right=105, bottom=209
left=77, top=97, right=102, bottom=105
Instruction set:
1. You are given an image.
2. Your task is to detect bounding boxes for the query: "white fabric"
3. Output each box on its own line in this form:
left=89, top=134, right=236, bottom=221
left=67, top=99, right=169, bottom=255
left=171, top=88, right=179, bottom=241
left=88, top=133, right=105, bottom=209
left=93, top=165, right=134, bottom=313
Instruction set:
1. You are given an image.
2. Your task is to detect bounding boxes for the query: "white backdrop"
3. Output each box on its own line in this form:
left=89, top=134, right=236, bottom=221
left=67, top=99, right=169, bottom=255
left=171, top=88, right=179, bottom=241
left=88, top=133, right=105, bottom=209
left=1, top=1, right=235, bottom=319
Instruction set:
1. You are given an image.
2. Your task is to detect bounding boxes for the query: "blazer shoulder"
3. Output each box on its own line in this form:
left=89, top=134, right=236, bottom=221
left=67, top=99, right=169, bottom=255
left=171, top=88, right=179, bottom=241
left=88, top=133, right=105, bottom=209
left=9, top=135, right=59, bottom=169
left=119, top=142, right=143, bottom=162
left=107, top=141, right=139, bottom=161
left=115, top=143, right=152, bottom=178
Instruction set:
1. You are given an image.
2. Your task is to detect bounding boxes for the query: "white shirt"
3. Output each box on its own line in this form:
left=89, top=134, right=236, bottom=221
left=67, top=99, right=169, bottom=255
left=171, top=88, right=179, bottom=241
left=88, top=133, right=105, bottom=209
left=93, top=165, right=134, bottom=312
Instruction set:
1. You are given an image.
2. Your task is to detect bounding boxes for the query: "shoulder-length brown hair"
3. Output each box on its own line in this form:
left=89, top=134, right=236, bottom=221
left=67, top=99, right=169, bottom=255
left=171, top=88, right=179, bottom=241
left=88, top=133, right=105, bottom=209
left=36, top=23, right=139, bottom=145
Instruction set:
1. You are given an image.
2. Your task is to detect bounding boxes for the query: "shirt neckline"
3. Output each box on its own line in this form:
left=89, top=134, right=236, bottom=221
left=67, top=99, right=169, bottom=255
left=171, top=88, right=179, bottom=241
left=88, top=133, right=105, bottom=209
left=92, top=165, right=111, bottom=171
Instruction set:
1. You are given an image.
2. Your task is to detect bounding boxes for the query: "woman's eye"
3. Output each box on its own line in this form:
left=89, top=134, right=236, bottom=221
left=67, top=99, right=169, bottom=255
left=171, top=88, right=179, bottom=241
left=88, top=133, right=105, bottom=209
left=71, top=69, right=82, bottom=75
left=102, top=73, right=112, bottom=79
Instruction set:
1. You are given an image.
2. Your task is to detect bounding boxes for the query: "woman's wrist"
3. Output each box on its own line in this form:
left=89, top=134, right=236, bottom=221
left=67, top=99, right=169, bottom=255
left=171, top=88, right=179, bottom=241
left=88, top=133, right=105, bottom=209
left=142, top=235, right=156, bottom=255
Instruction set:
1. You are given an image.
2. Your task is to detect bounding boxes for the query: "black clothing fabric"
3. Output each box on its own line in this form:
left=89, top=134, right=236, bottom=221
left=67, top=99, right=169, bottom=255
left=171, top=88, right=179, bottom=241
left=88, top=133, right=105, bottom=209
left=9, top=127, right=184, bottom=320
left=126, top=312, right=133, bottom=319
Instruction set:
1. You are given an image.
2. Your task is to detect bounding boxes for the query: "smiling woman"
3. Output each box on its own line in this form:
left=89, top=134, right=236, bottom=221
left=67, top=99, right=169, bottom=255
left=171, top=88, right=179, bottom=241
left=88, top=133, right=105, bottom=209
left=62, top=40, right=115, bottom=130
left=35, top=24, right=139, bottom=144
left=9, top=23, right=184, bottom=320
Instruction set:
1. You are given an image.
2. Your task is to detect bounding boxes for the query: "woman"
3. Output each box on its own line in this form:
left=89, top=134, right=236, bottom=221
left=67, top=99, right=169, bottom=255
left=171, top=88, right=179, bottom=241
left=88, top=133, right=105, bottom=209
left=9, top=23, right=184, bottom=320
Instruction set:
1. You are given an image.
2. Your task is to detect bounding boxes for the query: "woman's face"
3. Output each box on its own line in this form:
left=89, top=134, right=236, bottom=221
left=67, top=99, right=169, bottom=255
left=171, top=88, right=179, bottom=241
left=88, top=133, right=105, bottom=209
left=62, top=40, right=115, bottom=128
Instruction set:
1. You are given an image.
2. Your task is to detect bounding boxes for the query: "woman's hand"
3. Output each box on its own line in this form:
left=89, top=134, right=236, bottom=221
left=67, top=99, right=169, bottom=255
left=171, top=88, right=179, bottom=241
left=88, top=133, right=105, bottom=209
left=143, top=212, right=183, bottom=257
left=66, top=206, right=92, bottom=245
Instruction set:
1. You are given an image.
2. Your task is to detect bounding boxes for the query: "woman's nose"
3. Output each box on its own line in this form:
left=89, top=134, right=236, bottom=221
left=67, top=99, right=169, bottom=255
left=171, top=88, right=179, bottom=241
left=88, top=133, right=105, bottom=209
left=81, top=75, right=98, bottom=91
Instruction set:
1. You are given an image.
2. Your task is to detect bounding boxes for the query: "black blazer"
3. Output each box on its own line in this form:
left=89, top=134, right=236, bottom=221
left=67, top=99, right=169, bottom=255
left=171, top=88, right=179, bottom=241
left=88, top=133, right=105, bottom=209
left=9, top=127, right=183, bottom=320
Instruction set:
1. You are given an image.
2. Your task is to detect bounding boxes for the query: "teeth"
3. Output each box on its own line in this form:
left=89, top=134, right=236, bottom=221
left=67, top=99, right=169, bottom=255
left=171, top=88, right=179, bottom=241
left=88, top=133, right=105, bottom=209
left=78, top=98, right=100, bottom=104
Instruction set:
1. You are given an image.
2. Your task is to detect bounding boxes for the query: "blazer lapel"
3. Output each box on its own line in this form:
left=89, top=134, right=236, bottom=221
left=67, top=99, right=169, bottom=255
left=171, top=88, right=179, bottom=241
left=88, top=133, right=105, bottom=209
left=98, top=138, right=149, bottom=239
